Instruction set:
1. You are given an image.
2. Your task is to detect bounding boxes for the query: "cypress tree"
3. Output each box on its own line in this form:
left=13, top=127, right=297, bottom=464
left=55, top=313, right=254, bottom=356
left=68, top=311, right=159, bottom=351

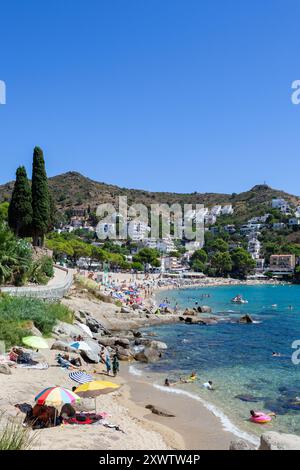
left=31, top=146, right=50, bottom=246
left=8, top=166, right=32, bottom=237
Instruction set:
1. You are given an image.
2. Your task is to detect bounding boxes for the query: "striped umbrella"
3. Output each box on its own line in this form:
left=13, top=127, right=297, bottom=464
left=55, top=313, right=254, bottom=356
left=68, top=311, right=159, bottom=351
left=35, top=386, right=81, bottom=407
left=69, top=371, right=94, bottom=384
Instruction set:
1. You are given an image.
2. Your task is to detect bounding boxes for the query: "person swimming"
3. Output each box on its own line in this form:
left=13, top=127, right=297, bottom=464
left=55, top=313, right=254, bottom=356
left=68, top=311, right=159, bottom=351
left=203, top=381, right=214, bottom=390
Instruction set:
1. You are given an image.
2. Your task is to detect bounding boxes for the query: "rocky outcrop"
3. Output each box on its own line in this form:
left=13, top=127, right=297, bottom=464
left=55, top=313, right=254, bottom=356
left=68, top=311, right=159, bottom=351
left=239, top=314, right=254, bottom=324
left=145, top=404, right=175, bottom=417
left=0, top=364, right=12, bottom=375
left=229, top=439, right=254, bottom=450
left=197, top=306, right=212, bottom=313
left=116, top=346, right=133, bottom=361
left=148, top=340, right=168, bottom=350
left=80, top=349, right=99, bottom=363
left=134, top=347, right=162, bottom=363
left=259, top=432, right=300, bottom=450
left=52, top=321, right=83, bottom=338
left=51, top=340, right=78, bottom=353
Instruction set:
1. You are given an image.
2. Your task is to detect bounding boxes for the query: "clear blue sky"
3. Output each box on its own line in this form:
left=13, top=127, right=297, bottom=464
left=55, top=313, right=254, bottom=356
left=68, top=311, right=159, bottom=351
left=1, top=0, right=300, bottom=194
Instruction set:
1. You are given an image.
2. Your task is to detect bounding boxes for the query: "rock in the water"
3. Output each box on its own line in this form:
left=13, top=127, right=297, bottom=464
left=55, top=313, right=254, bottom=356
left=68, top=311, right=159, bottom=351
left=229, top=439, right=254, bottom=450
left=149, top=340, right=168, bottom=350
left=259, top=431, right=300, bottom=450
left=197, top=306, right=212, bottom=313
left=134, top=347, right=161, bottom=363
left=145, top=404, right=175, bottom=417
left=51, top=340, right=78, bottom=353
left=115, top=338, right=130, bottom=349
left=239, top=314, right=254, bottom=324
left=235, top=394, right=262, bottom=403
left=0, top=364, right=12, bottom=375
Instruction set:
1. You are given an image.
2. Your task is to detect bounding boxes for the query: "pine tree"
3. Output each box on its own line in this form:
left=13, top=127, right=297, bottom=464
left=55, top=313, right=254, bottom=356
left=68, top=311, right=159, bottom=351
left=8, top=166, right=32, bottom=237
left=31, top=146, right=50, bottom=246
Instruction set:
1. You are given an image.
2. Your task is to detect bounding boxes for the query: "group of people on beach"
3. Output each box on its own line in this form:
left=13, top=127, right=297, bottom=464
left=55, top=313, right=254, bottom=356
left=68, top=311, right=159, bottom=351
left=164, top=371, right=214, bottom=391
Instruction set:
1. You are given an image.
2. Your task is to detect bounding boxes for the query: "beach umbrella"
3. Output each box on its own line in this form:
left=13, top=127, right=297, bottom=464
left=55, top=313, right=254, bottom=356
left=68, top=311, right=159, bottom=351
left=69, top=371, right=94, bottom=384
left=76, top=323, right=93, bottom=338
left=159, top=303, right=168, bottom=308
left=22, top=336, right=49, bottom=350
left=75, top=380, right=120, bottom=412
left=69, top=341, right=92, bottom=352
left=35, top=386, right=80, bottom=407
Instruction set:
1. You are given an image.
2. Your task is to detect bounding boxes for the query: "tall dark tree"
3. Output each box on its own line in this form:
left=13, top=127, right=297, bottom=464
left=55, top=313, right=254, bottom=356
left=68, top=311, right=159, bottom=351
left=8, top=166, right=32, bottom=237
left=31, top=146, right=50, bottom=246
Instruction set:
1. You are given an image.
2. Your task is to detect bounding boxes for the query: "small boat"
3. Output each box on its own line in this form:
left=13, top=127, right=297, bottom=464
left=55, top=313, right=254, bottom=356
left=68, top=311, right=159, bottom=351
left=231, top=295, right=248, bottom=304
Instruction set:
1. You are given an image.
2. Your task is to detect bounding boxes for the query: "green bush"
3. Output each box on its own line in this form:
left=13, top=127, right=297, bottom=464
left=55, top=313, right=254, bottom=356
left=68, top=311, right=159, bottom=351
left=40, top=256, right=54, bottom=278
left=0, top=296, right=74, bottom=348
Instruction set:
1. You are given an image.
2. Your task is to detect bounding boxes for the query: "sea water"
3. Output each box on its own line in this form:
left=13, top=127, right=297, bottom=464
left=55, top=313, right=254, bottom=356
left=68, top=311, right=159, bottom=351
left=135, top=285, right=300, bottom=438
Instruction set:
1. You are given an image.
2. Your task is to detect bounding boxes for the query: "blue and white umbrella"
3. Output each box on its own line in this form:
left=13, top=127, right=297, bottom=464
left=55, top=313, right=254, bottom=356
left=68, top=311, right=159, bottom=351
left=69, top=371, right=94, bottom=384
left=69, top=341, right=92, bottom=352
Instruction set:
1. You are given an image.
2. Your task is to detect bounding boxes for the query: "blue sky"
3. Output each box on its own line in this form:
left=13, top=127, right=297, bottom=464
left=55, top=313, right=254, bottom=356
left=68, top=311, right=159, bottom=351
left=0, top=0, right=300, bottom=194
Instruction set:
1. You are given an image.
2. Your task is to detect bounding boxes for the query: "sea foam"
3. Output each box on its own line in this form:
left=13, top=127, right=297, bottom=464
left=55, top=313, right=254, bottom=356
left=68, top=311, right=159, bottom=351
left=153, top=384, right=259, bottom=446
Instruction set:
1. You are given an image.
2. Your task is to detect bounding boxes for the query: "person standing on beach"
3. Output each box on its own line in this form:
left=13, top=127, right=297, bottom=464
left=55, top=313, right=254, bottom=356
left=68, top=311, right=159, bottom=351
left=112, top=354, right=120, bottom=377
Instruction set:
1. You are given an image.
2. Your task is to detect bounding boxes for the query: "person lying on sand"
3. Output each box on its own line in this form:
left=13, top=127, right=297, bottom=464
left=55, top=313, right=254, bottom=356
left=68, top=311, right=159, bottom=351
left=56, top=354, right=80, bottom=370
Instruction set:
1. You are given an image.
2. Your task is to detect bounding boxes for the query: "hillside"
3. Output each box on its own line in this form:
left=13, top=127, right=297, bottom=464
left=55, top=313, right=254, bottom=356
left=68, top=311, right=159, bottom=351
left=0, top=172, right=299, bottom=222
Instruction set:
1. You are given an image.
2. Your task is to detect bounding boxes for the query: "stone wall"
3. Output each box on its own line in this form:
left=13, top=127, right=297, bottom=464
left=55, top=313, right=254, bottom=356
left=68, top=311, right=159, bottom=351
left=0, top=266, right=73, bottom=301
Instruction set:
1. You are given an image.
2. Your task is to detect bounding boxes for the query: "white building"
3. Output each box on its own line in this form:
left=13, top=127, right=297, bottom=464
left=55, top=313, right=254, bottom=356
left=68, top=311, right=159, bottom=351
left=142, top=238, right=158, bottom=249
left=157, top=238, right=176, bottom=254
left=273, top=222, right=286, bottom=230
left=224, top=224, right=236, bottom=234
left=289, top=218, right=300, bottom=227
left=271, top=198, right=291, bottom=214
left=96, top=222, right=116, bottom=239
left=204, top=214, right=217, bottom=225
left=185, top=240, right=204, bottom=253
left=221, top=204, right=234, bottom=215
left=210, top=205, right=222, bottom=216
left=248, top=237, right=261, bottom=260
left=128, top=221, right=150, bottom=241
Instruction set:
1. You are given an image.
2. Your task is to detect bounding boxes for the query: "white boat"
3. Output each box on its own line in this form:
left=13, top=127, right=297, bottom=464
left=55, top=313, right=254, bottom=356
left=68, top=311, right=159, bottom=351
left=231, top=295, right=248, bottom=304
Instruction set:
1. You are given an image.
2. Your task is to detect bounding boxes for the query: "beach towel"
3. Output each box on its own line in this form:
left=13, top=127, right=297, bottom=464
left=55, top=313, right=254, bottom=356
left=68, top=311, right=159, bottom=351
left=18, top=362, right=49, bottom=370
left=69, top=371, right=93, bottom=384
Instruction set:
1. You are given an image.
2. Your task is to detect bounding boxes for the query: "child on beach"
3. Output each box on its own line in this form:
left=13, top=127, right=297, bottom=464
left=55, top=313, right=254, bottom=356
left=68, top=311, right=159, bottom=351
left=112, top=355, right=120, bottom=376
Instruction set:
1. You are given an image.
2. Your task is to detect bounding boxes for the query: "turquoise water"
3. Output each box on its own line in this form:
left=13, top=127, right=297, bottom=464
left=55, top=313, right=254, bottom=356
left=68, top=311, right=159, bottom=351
left=141, top=285, right=300, bottom=437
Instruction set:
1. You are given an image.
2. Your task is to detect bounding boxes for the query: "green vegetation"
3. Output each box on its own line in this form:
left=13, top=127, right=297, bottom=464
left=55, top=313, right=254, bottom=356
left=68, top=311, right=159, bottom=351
left=8, top=166, right=32, bottom=237
left=31, top=147, right=50, bottom=247
left=133, top=247, right=161, bottom=268
left=0, top=413, right=36, bottom=450
left=0, top=295, right=73, bottom=348
left=0, top=202, right=9, bottom=223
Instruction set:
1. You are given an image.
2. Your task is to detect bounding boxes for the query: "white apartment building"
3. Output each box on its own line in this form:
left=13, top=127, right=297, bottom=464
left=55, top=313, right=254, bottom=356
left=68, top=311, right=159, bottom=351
left=157, top=237, right=176, bottom=254
left=128, top=221, right=150, bottom=241
left=96, top=222, right=116, bottom=239
left=221, top=204, right=234, bottom=215
left=273, top=222, right=286, bottom=230
left=248, top=237, right=261, bottom=260
left=271, top=198, right=291, bottom=214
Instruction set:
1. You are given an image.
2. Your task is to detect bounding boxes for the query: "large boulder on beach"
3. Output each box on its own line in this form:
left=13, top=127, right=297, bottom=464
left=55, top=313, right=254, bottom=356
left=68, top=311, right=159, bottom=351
left=85, top=316, right=106, bottom=333
left=116, top=346, right=133, bottom=361
left=229, top=439, right=254, bottom=450
left=134, top=347, right=161, bottom=363
left=51, top=340, right=78, bottom=353
left=120, top=306, right=132, bottom=314
left=52, top=321, right=83, bottom=338
left=0, top=364, right=12, bottom=375
left=80, top=349, right=99, bottom=363
left=197, top=306, right=212, bottom=314
left=259, top=432, right=300, bottom=450
left=239, top=314, right=254, bottom=324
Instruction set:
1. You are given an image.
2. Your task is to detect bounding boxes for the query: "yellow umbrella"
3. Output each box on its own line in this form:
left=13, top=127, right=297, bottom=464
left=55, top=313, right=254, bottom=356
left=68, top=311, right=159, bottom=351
left=75, top=380, right=120, bottom=398
left=75, top=380, right=120, bottom=412
left=22, top=336, right=49, bottom=350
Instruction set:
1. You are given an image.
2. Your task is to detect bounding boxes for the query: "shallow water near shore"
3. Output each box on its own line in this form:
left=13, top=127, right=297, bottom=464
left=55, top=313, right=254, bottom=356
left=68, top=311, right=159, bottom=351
left=135, top=285, right=300, bottom=438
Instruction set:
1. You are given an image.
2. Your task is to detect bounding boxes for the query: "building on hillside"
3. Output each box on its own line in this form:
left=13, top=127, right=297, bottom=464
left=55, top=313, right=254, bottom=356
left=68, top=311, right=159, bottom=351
left=255, top=258, right=265, bottom=273
left=204, top=214, right=217, bottom=225
left=269, top=254, right=296, bottom=274
left=224, top=224, right=236, bottom=234
left=184, top=240, right=205, bottom=253
left=271, top=198, right=291, bottom=214
left=289, top=218, right=300, bottom=227
left=248, top=214, right=270, bottom=224
left=96, top=222, right=116, bottom=239
left=157, top=237, right=176, bottom=254
left=71, top=208, right=87, bottom=217
left=161, top=256, right=184, bottom=273
left=128, top=221, right=150, bottom=241
left=272, top=222, right=286, bottom=230
left=248, top=237, right=261, bottom=260
left=210, top=205, right=222, bottom=216
left=221, top=204, right=234, bottom=215
left=142, top=238, right=158, bottom=250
